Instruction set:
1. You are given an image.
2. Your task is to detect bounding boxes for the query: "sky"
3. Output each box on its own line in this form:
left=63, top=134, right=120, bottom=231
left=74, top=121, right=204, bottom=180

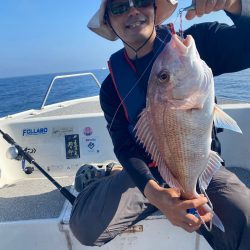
left=0, top=0, right=233, bottom=78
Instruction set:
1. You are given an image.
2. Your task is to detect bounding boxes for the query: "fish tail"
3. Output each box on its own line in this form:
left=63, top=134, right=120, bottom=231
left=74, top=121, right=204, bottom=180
left=194, top=191, right=225, bottom=232
left=203, top=203, right=225, bottom=232
left=212, top=212, right=225, bottom=232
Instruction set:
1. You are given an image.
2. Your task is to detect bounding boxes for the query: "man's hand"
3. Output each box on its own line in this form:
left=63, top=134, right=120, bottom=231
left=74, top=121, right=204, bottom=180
left=144, top=180, right=213, bottom=233
left=186, top=0, right=242, bottom=20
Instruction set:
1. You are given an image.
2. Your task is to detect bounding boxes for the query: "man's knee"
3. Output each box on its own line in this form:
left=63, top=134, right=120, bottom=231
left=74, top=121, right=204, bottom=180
left=69, top=188, right=107, bottom=246
left=69, top=215, right=110, bottom=246
left=68, top=180, right=119, bottom=246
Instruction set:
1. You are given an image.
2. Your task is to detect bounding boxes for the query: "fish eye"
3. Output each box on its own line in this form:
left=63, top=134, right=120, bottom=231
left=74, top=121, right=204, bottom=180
left=157, top=70, right=170, bottom=83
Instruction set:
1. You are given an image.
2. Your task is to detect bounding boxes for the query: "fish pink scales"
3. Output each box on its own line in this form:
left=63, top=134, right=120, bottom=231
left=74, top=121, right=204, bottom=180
left=134, top=34, right=242, bottom=232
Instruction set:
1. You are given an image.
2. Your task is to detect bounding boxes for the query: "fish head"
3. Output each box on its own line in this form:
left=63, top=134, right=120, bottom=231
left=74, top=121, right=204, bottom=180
left=148, top=34, right=212, bottom=109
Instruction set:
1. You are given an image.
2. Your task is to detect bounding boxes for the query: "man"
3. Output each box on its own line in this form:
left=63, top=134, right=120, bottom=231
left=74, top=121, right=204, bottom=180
left=70, top=0, right=250, bottom=249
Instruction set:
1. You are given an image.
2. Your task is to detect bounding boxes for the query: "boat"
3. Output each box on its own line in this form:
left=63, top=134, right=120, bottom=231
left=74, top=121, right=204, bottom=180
left=0, top=72, right=249, bottom=250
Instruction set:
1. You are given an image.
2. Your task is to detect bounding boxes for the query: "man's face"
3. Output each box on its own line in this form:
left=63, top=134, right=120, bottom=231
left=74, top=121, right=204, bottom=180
left=107, top=0, right=156, bottom=48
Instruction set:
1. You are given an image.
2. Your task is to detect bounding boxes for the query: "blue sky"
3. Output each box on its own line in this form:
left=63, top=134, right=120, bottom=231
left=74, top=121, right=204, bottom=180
left=0, top=0, right=233, bottom=78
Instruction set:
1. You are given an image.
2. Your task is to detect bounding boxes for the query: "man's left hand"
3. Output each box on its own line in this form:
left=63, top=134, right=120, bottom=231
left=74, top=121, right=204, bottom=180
left=186, top=0, right=242, bottom=20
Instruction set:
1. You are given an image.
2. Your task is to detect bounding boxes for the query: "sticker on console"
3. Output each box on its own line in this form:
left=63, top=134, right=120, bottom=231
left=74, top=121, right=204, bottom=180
left=65, top=134, right=80, bottom=159
left=82, top=137, right=100, bottom=154
left=83, top=127, right=93, bottom=136
left=52, top=127, right=73, bottom=137
left=23, top=128, right=48, bottom=136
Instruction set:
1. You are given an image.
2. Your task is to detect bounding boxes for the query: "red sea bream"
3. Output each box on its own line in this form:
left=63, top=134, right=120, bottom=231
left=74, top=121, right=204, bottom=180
left=134, top=34, right=242, bottom=231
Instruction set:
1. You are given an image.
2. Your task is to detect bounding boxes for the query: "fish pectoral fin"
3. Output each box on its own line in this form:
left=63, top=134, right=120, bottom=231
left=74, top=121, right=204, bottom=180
left=199, top=151, right=223, bottom=190
left=169, top=96, right=205, bottom=110
left=213, top=105, right=242, bottom=133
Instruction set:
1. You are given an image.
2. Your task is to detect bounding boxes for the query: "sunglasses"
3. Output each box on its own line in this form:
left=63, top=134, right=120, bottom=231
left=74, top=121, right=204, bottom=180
left=108, top=0, right=155, bottom=16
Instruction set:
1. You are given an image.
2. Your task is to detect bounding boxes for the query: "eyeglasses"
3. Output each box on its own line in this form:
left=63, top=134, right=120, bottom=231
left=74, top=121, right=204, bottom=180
left=108, top=0, right=155, bottom=16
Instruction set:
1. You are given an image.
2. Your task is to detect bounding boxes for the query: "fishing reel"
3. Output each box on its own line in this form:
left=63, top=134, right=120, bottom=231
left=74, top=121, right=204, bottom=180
left=6, top=146, right=34, bottom=174
left=1, top=129, right=76, bottom=204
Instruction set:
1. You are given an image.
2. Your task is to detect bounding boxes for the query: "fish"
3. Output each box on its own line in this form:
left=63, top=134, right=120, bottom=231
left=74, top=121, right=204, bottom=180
left=134, top=34, right=242, bottom=232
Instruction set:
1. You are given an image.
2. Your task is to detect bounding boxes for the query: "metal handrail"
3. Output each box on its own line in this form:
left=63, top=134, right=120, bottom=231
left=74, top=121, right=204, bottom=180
left=40, top=72, right=101, bottom=110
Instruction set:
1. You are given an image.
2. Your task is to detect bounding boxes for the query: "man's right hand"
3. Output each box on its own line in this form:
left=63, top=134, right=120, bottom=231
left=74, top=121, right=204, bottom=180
left=144, top=180, right=213, bottom=233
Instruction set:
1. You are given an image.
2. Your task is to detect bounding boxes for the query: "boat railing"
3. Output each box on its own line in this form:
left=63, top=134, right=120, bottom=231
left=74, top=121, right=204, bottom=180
left=40, top=72, right=101, bottom=110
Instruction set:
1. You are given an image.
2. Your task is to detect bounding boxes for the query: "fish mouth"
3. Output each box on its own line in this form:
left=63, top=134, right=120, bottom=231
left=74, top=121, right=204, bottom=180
left=171, top=34, right=193, bottom=55
left=182, top=35, right=192, bottom=47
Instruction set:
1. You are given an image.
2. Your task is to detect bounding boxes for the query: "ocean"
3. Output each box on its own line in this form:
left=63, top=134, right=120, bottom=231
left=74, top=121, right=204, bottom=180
left=0, top=68, right=250, bottom=118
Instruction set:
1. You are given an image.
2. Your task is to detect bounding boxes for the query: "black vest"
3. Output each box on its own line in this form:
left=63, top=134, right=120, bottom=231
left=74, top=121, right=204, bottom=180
left=108, top=26, right=172, bottom=137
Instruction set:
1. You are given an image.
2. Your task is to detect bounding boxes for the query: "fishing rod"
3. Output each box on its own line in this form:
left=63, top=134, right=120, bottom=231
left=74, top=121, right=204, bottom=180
left=0, top=129, right=76, bottom=205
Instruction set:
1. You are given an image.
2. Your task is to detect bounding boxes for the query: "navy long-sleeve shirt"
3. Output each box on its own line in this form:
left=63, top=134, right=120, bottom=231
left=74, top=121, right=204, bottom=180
left=100, top=12, right=250, bottom=193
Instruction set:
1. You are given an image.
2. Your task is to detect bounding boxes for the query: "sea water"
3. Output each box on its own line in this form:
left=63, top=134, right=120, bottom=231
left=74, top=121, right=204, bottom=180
left=0, top=68, right=249, bottom=118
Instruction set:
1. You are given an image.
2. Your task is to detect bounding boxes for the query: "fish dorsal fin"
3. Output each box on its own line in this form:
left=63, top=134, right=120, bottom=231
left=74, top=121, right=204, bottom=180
left=214, top=105, right=242, bottom=133
left=134, top=108, right=156, bottom=154
left=199, top=150, right=223, bottom=190
left=134, top=109, right=183, bottom=190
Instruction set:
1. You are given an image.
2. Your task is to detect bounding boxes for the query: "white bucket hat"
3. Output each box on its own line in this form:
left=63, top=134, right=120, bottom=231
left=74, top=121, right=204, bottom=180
left=88, top=0, right=178, bottom=41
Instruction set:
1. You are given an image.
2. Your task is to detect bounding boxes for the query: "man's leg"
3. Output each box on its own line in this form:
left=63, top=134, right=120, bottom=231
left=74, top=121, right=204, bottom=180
left=198, top=167, right=250, bottom=250
left=69, top=170, right=157, bottom=246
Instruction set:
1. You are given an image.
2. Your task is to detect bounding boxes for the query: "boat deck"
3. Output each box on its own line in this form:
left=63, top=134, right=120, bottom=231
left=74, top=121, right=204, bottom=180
left=0, top=175, right=74, bottom=222
left=1, top=167, right=249, bottom=223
